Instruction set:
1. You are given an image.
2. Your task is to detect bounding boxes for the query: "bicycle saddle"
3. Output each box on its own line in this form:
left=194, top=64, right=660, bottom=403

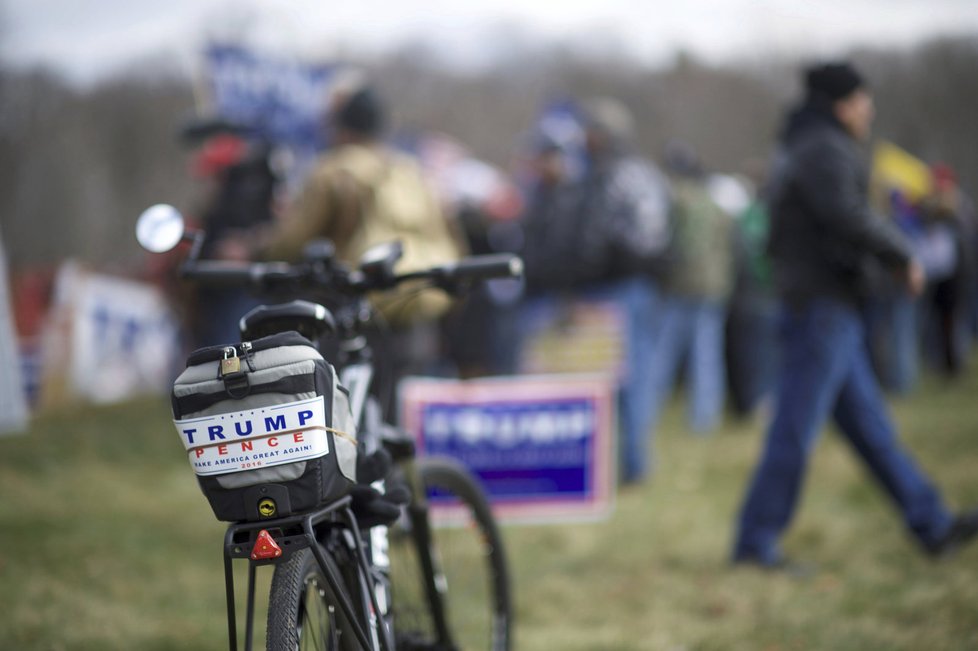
left=239, top=300, right=337, bottom=341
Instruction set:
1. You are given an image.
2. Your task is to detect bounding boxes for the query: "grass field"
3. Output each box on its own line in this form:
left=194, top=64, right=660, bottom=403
left=1, top=366, right=977, bottom=650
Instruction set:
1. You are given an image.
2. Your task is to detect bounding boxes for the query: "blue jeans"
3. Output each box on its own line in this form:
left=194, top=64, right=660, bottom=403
left=733, top=298, right=952, bottom=563
left=195, top=288, right=262, bottom=347
left=647, top=295, right=727, bottom=435
left=726, top=292, right=780, bottom=415
left=614, top=278, right=661, bottom=483
left=518, top=277, right=661, bottom=484
left=864, top=293, right=919, bottom=395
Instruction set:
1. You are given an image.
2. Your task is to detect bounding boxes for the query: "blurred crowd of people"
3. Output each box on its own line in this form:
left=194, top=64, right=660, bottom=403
left=180, top=66, right=978, bottom=494
left=865, top=163, right=977, bottom=393
left=489, top=90, right=977, bottom=493
left=165, top=58, right=978, bottom=564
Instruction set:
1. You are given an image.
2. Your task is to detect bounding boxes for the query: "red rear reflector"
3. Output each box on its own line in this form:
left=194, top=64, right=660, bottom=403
left=251, top=529, right=283, bottom=560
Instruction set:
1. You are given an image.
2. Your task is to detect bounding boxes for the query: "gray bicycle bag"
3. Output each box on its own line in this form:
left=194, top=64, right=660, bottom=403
left=171, top=331, right=357, bottom=522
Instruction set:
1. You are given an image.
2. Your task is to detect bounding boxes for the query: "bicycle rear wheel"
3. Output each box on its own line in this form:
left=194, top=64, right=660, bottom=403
left=267, top=547, right=351, bottom=651
left=388, top=456, right=512, bottom=651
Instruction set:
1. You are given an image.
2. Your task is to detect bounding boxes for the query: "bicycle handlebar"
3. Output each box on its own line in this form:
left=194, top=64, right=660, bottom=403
left=179, top=253, right=523, bottom=296
left=429, top=254, right=524, bottom=286
left=179, top=261, right=293, bottom=286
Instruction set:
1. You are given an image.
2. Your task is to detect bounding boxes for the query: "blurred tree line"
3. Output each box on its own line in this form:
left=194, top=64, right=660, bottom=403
left=1, top=35, right=975, bottom=273
left=0, top=69, right=197, bottom=271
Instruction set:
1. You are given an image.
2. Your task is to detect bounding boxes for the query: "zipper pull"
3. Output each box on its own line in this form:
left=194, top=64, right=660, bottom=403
left=240, top=341, right=256, bottom=372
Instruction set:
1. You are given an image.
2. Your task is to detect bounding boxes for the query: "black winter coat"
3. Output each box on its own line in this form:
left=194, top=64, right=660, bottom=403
left=520, top=181, right=586, bottom=294
left=767, top=106, right=911, bottom=305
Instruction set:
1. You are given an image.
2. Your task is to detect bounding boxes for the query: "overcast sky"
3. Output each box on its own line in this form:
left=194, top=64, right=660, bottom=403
left=3, top=0, right=978, bottom=84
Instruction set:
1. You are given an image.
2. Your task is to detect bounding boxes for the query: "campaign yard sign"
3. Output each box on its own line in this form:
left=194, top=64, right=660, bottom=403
left=204, top=43, right=336, bottom=150
left=39, top=262, right=181, bottom=407
left=0, top=234, right=27, bottom=434
left=399, top=375, right=615, bottom=525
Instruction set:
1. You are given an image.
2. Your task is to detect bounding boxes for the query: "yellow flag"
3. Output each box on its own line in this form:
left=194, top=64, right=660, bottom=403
left=871, top=141, right=933, bottom=206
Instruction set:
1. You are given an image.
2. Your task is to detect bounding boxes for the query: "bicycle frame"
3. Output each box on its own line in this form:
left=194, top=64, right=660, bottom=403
left=221, top=326, right=400, bottom=651
left=134, top=208, right=518, bottom=651
left=137, top=204, right=522, bottom=651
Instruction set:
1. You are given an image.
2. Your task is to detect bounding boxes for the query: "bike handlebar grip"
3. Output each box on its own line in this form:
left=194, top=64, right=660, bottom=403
left=180, top=261, right=293, bottom=286
left=445, top=254, right=524, bottom=283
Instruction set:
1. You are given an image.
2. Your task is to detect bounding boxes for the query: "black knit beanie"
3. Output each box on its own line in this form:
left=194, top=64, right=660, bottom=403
left=334, top=87, right=384, bottom=136
left=805, top=62, right=865, bottom=102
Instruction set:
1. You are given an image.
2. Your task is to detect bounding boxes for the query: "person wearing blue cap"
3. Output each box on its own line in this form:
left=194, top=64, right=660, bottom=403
left=732, top=61, right=978, bottom=569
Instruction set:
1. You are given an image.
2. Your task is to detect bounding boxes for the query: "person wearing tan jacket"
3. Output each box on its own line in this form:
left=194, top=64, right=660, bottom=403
left=265, top=81, right=461, bottom=328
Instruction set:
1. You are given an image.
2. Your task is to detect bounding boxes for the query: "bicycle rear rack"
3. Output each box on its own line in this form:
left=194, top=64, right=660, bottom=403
left=221, top=496, right=393, bottom=651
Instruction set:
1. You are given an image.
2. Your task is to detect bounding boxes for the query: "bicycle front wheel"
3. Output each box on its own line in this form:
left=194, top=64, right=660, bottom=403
left=267, top=547, right=351, bottom=651
left=389, top=456, right=512, bottom=651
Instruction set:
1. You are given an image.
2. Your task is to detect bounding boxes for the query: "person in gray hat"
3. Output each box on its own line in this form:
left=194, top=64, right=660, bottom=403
left=576, top=97, right=672, bottom=484
left=576, top=97, right=673, bottom=285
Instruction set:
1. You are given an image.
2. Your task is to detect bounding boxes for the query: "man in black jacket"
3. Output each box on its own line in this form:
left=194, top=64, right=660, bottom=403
left=732, top=62, right=978, bottom=568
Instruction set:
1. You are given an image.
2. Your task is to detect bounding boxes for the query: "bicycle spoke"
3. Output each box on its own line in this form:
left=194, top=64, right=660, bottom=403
left=303, top=577, right=334, bottom=651
left=389, top=458, right=511, bottom=651
left=269, top=549, right=348, bottom=651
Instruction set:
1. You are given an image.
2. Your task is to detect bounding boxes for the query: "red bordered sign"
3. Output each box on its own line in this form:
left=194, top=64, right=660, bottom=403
left=399, top=374, right=616, bottom=525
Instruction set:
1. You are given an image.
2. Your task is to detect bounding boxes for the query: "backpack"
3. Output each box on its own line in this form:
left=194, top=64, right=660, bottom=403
left=577, top=156, right=673, bottom=283
left=665, top=178, right=735, bottom=299
left=333, top=146, right=461, bottom=325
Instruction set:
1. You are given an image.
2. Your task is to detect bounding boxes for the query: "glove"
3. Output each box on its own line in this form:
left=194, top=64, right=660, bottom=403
left=349, top=482, right=411, bottom=529
left=356, top=447, right=393, bottom=485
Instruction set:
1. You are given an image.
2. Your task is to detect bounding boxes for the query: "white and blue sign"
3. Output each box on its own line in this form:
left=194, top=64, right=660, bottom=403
left=0, top=237, right=27, bottom=434
left=57, top=262, right=182, bottom=405
left=400, top=375, right=615, bottom=524
left=173, top=397, right=330, bottom=476
left=205, top=43, right=337, bottom=150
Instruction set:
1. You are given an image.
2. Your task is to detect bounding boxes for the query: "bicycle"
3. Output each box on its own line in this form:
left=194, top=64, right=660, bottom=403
left=136, top=204, right=518, bottom=651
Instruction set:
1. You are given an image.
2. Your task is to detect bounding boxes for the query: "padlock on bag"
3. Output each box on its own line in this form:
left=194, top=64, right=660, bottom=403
left=220, top=346, right=242, bottom=376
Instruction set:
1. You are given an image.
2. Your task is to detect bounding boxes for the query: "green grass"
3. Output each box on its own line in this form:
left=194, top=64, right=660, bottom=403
left=2, top=364, right=978, bottom=650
